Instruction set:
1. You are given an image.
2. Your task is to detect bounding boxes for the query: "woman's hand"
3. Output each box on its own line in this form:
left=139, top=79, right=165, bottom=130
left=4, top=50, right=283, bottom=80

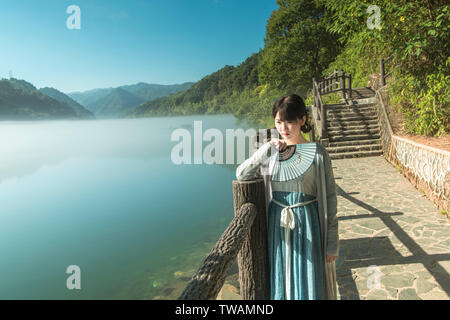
left=326, top=255, right=338, bottom=263
left=270, top=138, right=287, bottom=151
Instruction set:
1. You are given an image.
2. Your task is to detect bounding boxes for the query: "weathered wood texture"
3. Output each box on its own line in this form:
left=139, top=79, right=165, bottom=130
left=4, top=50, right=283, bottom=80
left=178, top=202, right=257, bottom=300
left=313, top=77, right=328, bottom=139
left=232, top=179, right=270, bottom=300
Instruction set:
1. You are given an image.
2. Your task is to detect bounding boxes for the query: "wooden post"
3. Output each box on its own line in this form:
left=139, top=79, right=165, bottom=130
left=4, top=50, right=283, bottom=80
left=334, top=70, right=338, bottom=91
left=232, top=179, right=270, bottom=300
left=313, top=77, right=324, bottom=140
left=312, top=77, right=317, bottom=106
left=339, top=69, right=345, bottom=99
left=341, top=70, right=346, bottom=100
left=309, top=123, right=315, bottom=142
left=348, top=73, right=352, bottom=98
left=320, top=101, right=327, bottom=138
left=380, top=58, right=386, bottom=86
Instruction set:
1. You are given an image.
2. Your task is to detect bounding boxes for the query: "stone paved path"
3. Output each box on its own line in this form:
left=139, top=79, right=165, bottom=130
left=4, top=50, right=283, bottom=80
left=218, top=154, right=449, bottom=300
left=333, top=155, right=449, bottom=300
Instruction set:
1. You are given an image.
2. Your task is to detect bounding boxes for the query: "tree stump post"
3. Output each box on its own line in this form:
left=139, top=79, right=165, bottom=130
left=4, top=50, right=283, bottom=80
left=177, top=203, right=258, bottom=300
left=232, top=179, right=270, bottom=300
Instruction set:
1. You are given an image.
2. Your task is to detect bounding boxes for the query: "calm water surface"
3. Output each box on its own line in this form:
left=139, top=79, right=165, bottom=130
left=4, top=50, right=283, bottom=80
left=0, top=114, right=256, bottom=299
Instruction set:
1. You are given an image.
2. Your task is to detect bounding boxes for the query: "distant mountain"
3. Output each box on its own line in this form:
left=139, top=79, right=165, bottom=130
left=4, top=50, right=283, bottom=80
left=68, top=82, right=194, bottom=118
left=91, top=87, right=146, bottom=118
left=39, top=87, right=94, bottom=119
left=126, top=53, right=260, bottom=118
left=68, top=88, right=114, bottom=111
left=119, top=82, right=195, bottom=101
left=0, top=78, right=81, bottom=120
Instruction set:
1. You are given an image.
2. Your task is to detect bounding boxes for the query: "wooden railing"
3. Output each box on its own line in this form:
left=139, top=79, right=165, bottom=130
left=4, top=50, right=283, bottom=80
left=312, top=77, right=327, bottom=140
left=312, top=69, right=352, bottom=141
left=317, top=69, right=353, bottom=99
left=380, top=55, right=399, bottom=86
left=178, top=177, right=270, bottom=300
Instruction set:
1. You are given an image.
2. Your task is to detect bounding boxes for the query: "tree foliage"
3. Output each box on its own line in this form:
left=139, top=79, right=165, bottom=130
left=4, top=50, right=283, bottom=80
left=325, top=0, right=449, bottom=135
left=258, top=0, right=342, bottom=95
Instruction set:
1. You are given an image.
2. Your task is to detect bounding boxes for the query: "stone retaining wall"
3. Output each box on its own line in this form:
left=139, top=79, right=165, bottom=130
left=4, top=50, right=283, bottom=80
left=375, top=88, right=450, bottom=218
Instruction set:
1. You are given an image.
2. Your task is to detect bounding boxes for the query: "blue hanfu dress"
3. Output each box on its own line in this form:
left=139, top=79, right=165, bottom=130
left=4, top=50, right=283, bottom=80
left=236, top=141, right=339, bottom=300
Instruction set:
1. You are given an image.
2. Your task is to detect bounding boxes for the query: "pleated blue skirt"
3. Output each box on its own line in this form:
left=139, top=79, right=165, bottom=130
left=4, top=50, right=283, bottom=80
left=268, top=191, right=325, bottom=300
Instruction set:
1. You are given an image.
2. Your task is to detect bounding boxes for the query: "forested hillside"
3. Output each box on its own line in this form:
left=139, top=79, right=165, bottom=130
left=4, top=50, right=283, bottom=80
left=39, top=87, right=94, bottom=119
left=126, top=0, right=448, bottom=136
left=0, top=79, right=81, bottom=120
left=69, top=82, right=194, bottom=118
left=127, top=53, right=263, bottom=118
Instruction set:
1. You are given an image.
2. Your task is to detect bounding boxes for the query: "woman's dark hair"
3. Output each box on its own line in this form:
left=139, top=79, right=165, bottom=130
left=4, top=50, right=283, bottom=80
left=272, top=94, right=312, bottom=133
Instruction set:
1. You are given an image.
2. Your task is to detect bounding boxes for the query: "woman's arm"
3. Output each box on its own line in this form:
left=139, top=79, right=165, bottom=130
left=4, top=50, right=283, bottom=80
left=323, top=147, right=339, bottom=258
left=236, top=141, right=273, bottom=181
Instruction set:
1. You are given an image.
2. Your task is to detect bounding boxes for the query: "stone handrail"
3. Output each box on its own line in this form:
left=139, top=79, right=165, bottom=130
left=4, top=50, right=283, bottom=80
left=374, top=88, right=449, bottom=216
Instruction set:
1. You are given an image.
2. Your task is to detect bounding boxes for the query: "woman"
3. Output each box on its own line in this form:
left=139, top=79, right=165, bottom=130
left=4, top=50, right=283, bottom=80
left=236, top=94, right=339, bottom=300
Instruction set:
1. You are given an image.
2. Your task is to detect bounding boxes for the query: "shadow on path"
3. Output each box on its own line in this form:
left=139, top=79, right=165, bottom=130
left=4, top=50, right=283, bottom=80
left=334, top=183, right=450, bottom=299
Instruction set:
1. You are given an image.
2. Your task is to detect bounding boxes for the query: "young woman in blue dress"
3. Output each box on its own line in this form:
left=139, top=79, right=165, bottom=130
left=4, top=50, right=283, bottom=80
left=237, top=93, right=339, bottom=299
left=271, top=94, right=338, bottom=265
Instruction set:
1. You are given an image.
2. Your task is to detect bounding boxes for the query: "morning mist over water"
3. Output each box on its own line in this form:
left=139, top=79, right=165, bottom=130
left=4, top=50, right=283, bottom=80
left=0, top=114, right=255, bottom=299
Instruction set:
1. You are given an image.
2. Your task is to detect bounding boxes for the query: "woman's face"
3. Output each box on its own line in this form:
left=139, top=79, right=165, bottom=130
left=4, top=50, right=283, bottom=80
left=274, top=112, right=305, bottom=141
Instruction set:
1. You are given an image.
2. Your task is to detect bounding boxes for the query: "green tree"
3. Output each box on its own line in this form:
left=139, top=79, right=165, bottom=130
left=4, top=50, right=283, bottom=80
left=258, top=0, right=342, bottom=95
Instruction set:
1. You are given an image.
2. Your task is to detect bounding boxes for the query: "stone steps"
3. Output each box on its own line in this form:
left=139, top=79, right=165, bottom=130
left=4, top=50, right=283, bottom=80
left=318, top=89, right=382, bottom=159
left=326, top=103, right=376, bottom=112
left=348, top=87, right=376, bottom=99
left=328, top=123, right=379, bottom=131
left=327, top=143, right=382, bottom=155
left=327, top=138, right=382, bottom=148
left=342, top=97, right=377, bottom=105
left=328, top=127, right=380, bottom=136
left=329, top=133, right=381, bottom=142
left=329, top=149, right=383, bottom=160
left=328, top=105, right=376, bottom=111
left=328, top=103, right=376, bottom=110
left=324, top=99, right=383, bottom=159
left=327, top=109, right=377, bottom=118
left=327, top=114, right=378, bottom=122
left=328, top=118, right=379, bottom=126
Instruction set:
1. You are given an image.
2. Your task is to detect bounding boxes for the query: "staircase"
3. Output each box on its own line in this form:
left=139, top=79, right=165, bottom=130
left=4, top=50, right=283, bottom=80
left=322, top=87, right=383, bottom=160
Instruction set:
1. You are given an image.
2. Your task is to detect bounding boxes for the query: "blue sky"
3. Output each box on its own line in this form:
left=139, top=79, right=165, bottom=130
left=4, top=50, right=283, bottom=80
left=0, top=0, right=277, bottom=93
